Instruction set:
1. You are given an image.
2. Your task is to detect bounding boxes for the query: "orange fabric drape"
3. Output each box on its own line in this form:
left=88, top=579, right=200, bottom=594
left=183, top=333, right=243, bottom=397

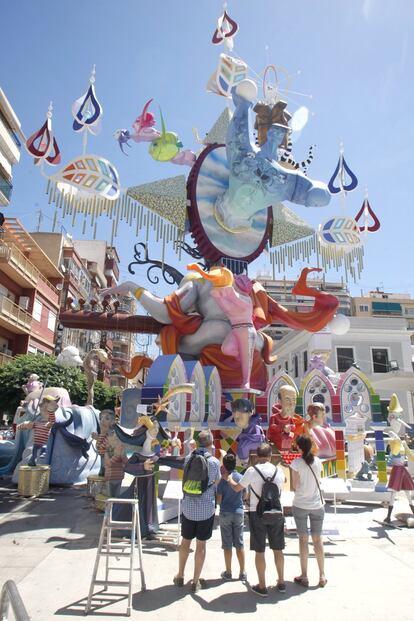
left=160, top=293, right=203, bottom=354
left=252, top=267, right=338, bottom=334
left=158, top=268, right=338, bottom=390
left=200, top=344, right=268, bottom=391
left=119, top=355, right=153, bottom=379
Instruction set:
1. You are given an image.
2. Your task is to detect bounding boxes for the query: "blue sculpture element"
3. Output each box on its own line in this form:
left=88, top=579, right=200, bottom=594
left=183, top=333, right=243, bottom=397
left=328, top=152, right=358, bottom=194
left=215, top=86, right=331, bottom=231
left=11, top=404, right=100, bottom=485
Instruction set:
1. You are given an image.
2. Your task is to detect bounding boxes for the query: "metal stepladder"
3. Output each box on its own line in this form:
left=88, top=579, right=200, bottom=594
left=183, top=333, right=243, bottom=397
left=85, top=498, right=146, bottom=617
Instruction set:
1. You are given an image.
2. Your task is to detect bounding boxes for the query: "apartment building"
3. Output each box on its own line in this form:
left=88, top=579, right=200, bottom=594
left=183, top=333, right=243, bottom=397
left=72, top=240, right=135, bottom=388
left=353, top=289, right=414, bottom=337
left=30, top=231, right=99, bottom=356
left=0, top=219, right=63, bottom=363
left=33, top=234, right=135, bottom=388
left=0, top=89, right=21, bottom=207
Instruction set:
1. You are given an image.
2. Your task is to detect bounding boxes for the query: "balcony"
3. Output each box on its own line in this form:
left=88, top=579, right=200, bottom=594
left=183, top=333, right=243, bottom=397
left=111, top=332, right=131, bottom=343
left=0, top=174, right=13, bottom=204
left=0, top=351, right=13, bottom=366
left=0, top=241, right=39, bottom=287
left=0, top=296, right=32, bottom=333
left=112, top=350, right=129, bottom=361
left=0, top=115, right=20, bottom=165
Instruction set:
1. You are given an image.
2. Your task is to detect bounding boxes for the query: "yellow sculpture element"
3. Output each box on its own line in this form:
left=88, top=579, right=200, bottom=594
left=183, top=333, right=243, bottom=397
left=134, top=287, right=145, bottom=300
left=186, top=263, right=234, bottom=287
left=388, top=393, right=403, bottom=414
left=152, top=383, right=195, bottom=416
left=138, top=415, right=154, bottom=429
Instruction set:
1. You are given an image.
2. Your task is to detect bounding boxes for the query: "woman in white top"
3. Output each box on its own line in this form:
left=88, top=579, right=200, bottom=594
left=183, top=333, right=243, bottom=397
left=290, top=434, right=327, bottom=588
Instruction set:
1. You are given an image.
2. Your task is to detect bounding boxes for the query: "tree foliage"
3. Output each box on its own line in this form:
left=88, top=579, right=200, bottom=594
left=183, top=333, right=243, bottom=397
left=0, top=354, right=121, bottom=417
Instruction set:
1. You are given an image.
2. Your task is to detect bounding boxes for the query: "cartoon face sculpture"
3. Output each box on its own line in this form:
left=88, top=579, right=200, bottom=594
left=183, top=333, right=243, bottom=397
left=279, top=385, right=297, bottom=418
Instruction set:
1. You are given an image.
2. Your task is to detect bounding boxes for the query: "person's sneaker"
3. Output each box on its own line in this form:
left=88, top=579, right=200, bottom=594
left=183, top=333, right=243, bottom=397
left=221, top=571, right=232, bottom=581
left=276, top=582, right=287, bottom=593
left=249, top=584, right=268, bottom=598
left=239, top=572, right=247, bottom=582
left=191, top=579, right=206, bottom=592
left=173, top=575, right=184, bottom=587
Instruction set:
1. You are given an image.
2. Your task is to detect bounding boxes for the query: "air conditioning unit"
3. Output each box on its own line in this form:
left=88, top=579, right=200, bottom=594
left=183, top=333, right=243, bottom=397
left=19, top=296, right=30, bottom=310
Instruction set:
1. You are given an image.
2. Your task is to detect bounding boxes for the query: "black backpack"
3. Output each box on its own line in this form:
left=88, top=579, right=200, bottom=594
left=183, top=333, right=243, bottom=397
left=251, top=465, right=283, bottom=525
left=182, top=450, right=211, bottom=496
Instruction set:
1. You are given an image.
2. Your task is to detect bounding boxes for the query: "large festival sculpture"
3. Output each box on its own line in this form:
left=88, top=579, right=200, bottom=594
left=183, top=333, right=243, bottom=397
left=15, top=7, right=401, bottom=518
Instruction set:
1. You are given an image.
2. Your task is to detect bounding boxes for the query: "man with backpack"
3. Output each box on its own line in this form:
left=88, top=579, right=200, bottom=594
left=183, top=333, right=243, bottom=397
left=174, top=429, right=220, bottom=592
left=222, top=442, right=286, bottom=597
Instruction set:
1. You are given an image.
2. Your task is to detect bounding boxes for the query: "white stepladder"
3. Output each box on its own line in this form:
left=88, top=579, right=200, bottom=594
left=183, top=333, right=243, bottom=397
left=85, top=498, right=146, bottom=617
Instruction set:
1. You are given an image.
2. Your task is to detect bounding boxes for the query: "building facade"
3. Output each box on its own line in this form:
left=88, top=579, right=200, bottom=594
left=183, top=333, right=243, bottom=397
left=0, top=89, right=21, bottom=207
left=0, top=219, right=63, bottom=363
left=33, top=234, right=136, bottom=388
left=353, top=289, right=414, bottom=343
left=269, top=317, right=414, bottom=424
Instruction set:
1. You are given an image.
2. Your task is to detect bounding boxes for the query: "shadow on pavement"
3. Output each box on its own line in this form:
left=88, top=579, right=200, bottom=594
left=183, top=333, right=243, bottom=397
left=55, top=590, right=128, bottom=617
left=0, top=485, right=101, bottom=549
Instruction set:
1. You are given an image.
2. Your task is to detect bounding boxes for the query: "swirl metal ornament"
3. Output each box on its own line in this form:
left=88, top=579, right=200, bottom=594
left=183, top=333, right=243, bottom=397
left=128, top=242, right=184, bottom=286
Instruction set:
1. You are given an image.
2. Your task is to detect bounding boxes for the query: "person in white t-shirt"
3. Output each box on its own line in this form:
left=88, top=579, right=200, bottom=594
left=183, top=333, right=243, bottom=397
left=223, top=442, right=286, bottom=598
left=290, top=434, right=327, bottom=588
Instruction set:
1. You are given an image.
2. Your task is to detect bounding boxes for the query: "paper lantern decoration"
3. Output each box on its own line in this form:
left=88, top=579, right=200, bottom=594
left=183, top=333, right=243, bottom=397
left=25, top=102, right=61, bottom=166
left=207, top=53, right=248, bottom=98
left=71, top=66, right=103, bottom=136
left=328, top=146, right=358, bottom=194
left=52, top=154, right=120, bottom=201
left=327, top=314, right=350, bottom=335
left=212, top=10, right=239, bottom=49
left=354, top=197, right=380, bottom=233
left=319, top=216, right=361, bottom=251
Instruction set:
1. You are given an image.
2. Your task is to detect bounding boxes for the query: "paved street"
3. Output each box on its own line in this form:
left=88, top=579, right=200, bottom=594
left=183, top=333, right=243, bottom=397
left=0, top=482, right=413, bottom=620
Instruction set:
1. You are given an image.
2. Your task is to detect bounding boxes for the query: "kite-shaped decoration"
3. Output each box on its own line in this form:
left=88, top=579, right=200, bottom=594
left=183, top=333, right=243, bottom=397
left=328, top=148, right=358, bottom=194
left=212, top=10, right=239, bottom=49
left=319, top=216, right=361, bottom=252
left=207, top=54, right=248, bottom=98
left=53, top=154, right=120, bottom=201
left=72, top=66, right=103, bottom=135
left=354, top=198, right=380, bottom=233
left=25, top=102, right=61, bottom=166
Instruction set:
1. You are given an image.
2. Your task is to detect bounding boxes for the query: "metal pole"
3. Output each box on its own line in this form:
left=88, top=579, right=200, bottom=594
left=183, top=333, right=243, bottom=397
left=0, top=580, right=31, bottom=621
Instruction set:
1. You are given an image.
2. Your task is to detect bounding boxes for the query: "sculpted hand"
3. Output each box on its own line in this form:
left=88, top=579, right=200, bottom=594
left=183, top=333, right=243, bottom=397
left=100, top=281, right=143, bottom=298
left=144, top=459, right=154, bottom=472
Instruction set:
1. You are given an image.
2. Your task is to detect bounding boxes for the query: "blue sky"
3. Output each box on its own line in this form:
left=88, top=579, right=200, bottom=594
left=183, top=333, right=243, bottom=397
left=2, top=0, right=414, bottom=298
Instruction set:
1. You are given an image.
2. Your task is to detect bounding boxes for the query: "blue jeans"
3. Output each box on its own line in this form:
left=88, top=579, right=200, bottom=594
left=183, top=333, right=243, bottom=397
left=219, top=512, right=244, bottom=549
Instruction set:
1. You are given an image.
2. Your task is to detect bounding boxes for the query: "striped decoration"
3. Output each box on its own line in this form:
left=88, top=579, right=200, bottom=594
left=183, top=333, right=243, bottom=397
left=270, top=234, right=364, bottom=283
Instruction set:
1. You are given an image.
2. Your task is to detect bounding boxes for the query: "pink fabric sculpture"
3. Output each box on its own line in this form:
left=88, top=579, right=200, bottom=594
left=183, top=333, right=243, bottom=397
left=187, top=264, right=256, bottom=389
